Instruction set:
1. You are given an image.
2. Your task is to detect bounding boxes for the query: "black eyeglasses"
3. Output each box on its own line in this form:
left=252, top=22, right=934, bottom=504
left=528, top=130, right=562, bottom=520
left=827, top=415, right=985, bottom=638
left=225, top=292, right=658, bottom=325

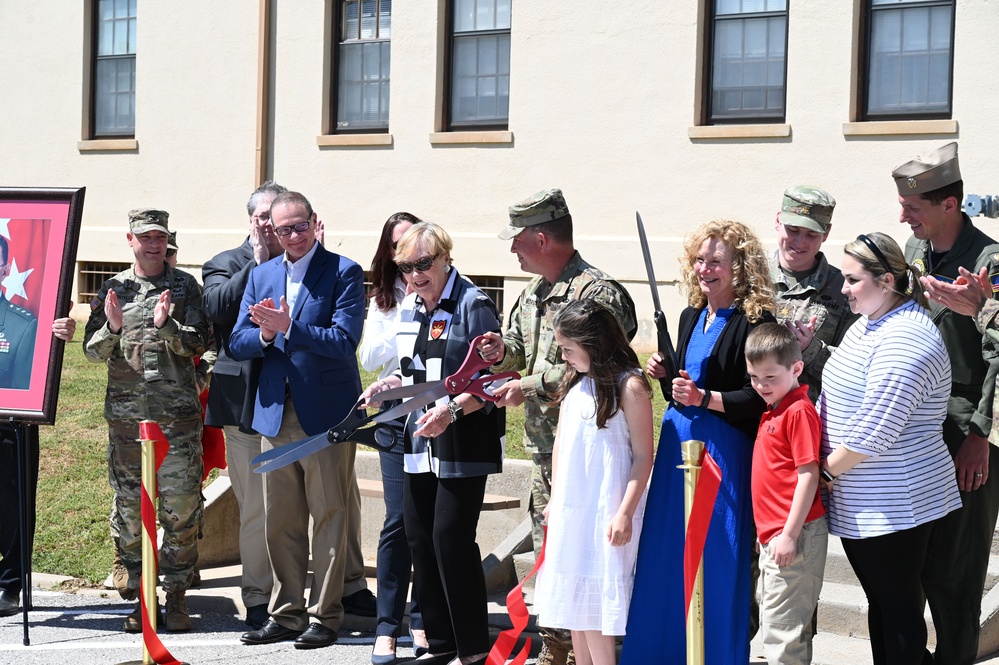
left=272, top=220, right=312, bottom=237
left=397, top=255, right=437, bottom=274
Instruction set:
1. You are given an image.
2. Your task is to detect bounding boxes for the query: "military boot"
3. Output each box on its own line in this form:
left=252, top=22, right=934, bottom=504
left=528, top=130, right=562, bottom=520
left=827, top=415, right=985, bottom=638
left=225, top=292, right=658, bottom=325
left=123, top=599, right=160, bottom=633
left=536, top=635, right=572, bottom=665
left=164, top=590, right=192, bottom=632
left=112, top=551, right=136, bottom=601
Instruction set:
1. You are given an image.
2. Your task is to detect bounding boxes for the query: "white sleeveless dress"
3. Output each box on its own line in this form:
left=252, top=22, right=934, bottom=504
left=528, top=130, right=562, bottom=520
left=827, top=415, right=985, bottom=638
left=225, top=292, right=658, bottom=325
left=534, top=374, right=647, bottom=635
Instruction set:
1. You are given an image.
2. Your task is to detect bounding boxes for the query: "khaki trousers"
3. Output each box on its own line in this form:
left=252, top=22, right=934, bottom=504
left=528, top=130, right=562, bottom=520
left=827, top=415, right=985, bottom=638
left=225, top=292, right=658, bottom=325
left=262, top=399, right=355, bottom=631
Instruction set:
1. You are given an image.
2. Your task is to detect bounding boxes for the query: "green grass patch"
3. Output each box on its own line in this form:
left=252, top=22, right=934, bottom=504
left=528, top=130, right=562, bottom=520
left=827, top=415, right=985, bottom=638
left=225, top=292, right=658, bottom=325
left=32, top=330, right=665, bottom=584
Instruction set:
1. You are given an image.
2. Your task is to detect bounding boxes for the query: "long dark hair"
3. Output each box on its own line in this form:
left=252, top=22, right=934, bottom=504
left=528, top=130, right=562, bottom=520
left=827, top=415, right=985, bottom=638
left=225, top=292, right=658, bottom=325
left=552, top=300, right=650, bottom=428
left=369, top=212, right=422, bottom=311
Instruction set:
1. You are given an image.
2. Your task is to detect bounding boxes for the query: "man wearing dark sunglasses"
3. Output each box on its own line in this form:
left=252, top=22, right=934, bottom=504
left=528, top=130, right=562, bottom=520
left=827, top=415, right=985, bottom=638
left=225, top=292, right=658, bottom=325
left=229, top=190, right=366, bottom=650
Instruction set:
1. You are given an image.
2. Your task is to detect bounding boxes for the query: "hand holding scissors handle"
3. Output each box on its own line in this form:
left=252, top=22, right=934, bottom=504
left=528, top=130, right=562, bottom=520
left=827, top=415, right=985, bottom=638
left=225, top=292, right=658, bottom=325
left=444, top=334, right=521, bottom=399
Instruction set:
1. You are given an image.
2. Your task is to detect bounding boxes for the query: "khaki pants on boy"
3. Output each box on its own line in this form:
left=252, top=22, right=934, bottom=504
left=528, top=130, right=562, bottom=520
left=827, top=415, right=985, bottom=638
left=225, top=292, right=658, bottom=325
left=759, top=516, right=828, bottom=665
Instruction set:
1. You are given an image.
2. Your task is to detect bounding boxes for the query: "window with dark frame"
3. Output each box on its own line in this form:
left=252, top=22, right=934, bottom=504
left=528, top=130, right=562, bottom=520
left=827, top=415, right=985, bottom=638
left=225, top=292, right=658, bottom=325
left=447, top=0, right=511, bottom=130
left=92, top=0, right=137, bottom=138
left=707, top=0, right=788, bottom=124
left=334, top=0, right=392, bottom=133
left=862, top=0, right=954, bottom=120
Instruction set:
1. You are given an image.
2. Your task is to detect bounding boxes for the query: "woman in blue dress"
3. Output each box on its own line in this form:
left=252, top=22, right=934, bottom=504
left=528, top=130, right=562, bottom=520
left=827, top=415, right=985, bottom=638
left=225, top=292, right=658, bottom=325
left=620, top=220, right=775, bottom=664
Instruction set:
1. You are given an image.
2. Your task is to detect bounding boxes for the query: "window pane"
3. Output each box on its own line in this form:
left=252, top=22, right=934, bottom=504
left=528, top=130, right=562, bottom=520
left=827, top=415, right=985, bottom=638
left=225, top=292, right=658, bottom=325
left=476, top=0, right=495, bottom=31
left=451, top=33, right=510, bottom=125
left=337, top=41, right=390, bottom=129
left=379, top=0, right=392, bottom=37
left=115, top=0, right=127, bottom=19
left=716, top=0, right=741, bottom=15
left=710, top=12, right=785, bottom=121
left=495, top=0, right=511, bottom=30
left=867, top=2, right=952, bottom=117
left=95, top=56, right=135, bottom=135
left=929, top=5, right=951, bottom=49
left=344, top=1, right=359, bottom=40
left=744, top=18, right=767, bottom=57
left=742, top=0, right=767, bottom=13
left=128, top=17, right=137, bottom=53
left=455, top=0, right=475, bottom=32
left=360, top=0, right=377, bottom=39
left=478, top=35, right=498, bottom=75
left=901, top=7, right=929, bottom=52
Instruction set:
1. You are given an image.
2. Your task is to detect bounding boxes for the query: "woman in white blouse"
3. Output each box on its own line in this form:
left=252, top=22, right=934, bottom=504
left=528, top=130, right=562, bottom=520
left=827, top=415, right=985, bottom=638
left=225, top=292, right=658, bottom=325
left=818, top=232, right=961, bottom=665
left=359, top=212, right=429, bottom=665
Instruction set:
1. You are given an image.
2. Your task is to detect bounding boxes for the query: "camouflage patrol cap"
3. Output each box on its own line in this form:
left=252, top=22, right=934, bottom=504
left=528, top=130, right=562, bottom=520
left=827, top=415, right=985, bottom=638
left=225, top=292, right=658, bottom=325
left=892, top=142, right=961, bottom=196
left=499, top=188, right=571, bottom=240
left=166, top=231, right=178, bottom=256
left=778, top=185, right=836, bottom=234
left=128, top=209, right=170, bottom=235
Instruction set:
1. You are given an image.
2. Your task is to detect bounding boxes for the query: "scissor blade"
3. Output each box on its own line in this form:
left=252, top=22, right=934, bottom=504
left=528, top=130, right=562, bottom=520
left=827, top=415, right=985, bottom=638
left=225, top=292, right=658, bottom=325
left=253, top=432, right=332, bottom=473
left=373, top=381, right=442, bottom=402
left=373, top=383, right=450, bottom=423
left=636, top=212, right=663, bottom=313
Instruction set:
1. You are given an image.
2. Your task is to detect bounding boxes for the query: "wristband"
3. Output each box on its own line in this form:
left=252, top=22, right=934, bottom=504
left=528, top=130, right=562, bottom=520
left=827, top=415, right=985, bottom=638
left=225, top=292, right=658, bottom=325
left=700, top=389, right=711, bottom=409
left=447, top=400, right=464, bottom=424
left=820, top=466, right=836, bottom=483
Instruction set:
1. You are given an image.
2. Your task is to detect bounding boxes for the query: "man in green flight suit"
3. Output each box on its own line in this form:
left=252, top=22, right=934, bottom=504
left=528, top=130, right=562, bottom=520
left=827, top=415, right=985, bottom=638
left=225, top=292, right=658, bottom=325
left=0, top=236, right=38, bottom=390
left=895, top=142, right=999, bottom=665
left=84, top=209, right=210, bottom=634
left=478, top=189, right=636, bottom=665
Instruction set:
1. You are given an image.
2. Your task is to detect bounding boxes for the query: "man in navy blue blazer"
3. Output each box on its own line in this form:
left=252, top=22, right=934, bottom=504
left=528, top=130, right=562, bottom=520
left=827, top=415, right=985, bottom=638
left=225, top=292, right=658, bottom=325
left=229, top=191, right=365, bottom=650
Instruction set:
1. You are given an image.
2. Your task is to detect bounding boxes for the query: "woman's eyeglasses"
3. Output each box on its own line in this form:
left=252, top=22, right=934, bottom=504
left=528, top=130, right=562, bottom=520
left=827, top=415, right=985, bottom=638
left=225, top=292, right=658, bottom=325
left=272, top=220, right=312, bottom=237
left=397, top=255, right=437, bottom=274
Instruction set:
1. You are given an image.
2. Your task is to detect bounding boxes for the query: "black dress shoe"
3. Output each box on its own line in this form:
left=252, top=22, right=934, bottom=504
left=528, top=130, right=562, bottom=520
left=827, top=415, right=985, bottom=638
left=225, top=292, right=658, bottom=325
left=0, top=590, right=20, bottom=617
left=294, top=622, right=338, bottom=649
left=240, top=619, right=303, bottom=645
left=244, top=603, right=269, bottom=630
left=342, top=588, right=377, bottom=617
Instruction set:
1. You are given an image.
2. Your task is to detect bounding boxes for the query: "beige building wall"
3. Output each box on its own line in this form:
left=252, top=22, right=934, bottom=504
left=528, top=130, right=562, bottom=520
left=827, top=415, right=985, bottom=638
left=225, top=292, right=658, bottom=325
left=1, top=1, right=998, bottom=350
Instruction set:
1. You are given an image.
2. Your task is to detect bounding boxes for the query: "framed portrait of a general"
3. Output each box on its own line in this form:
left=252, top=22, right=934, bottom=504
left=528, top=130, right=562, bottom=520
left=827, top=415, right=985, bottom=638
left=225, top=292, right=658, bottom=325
left=0, top=187, right=85, bottom=424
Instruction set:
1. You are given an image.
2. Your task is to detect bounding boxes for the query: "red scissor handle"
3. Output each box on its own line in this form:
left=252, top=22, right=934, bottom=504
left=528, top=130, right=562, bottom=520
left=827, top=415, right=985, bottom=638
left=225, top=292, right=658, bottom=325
left=444, top=334, right=520, bottom=401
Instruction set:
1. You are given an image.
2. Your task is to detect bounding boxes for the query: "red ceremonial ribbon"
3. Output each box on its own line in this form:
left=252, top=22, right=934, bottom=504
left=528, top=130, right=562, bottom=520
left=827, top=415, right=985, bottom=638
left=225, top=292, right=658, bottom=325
left=486, top=531, right=547, bottom=665
left=683, top=450, right=722, bottom=620
left=137, top=421, right=183, bottom=665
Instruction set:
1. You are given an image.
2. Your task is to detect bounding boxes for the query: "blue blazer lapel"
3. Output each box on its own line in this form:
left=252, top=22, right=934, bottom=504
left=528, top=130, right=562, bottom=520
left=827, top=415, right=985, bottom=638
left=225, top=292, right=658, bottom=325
left=291, top=246, right=332, bottom=320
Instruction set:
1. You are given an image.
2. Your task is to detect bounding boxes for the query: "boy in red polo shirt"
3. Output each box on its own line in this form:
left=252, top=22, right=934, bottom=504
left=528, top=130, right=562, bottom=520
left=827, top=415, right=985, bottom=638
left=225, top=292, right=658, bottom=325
left=746, top=323, right=828, bottom=665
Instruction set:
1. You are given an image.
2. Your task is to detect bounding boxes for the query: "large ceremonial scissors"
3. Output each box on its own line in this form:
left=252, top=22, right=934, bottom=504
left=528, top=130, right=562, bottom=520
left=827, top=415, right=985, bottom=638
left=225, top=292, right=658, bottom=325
left=251, top=335, right=518, bottom=473
left=251, top=396, right=400, bottom=473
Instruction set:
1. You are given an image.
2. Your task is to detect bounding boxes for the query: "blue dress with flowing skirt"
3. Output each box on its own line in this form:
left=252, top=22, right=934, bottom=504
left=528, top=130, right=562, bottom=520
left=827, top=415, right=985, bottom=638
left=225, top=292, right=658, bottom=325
left=620, top=308, right=754, bottom=664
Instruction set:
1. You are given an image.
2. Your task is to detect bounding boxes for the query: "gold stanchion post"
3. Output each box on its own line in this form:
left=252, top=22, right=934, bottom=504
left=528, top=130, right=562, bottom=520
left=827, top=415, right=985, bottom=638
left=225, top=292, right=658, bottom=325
left=678, top=439, right=706, bottom=665
left=118, top=430, right=158, bottom=665
left=140, top=433, right=157, bottom=664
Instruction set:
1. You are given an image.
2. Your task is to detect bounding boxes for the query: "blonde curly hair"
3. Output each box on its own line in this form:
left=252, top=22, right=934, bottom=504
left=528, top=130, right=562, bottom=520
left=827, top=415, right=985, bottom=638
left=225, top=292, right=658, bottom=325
left=679, top=219, right=775, bottom=323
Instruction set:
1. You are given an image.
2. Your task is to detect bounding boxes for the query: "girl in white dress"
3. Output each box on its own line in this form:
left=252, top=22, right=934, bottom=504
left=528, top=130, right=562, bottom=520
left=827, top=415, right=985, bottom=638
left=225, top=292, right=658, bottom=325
left=534, top=300, right=654, bottom=665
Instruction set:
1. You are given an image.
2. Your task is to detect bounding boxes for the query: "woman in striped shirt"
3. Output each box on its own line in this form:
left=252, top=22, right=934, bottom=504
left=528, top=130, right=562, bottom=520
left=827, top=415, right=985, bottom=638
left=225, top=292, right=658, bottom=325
left=817, top=231, right=961, bottom=665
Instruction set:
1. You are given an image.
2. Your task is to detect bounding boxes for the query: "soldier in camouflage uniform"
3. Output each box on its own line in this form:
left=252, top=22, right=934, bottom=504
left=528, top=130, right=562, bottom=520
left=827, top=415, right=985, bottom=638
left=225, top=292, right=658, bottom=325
left=478, top=189, right=636, bottom=665
left=84, top=209, right=209, bottom=633
left=770, top=185, right=856, bottom=402
left=894, top=142, right=999, bottom=665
